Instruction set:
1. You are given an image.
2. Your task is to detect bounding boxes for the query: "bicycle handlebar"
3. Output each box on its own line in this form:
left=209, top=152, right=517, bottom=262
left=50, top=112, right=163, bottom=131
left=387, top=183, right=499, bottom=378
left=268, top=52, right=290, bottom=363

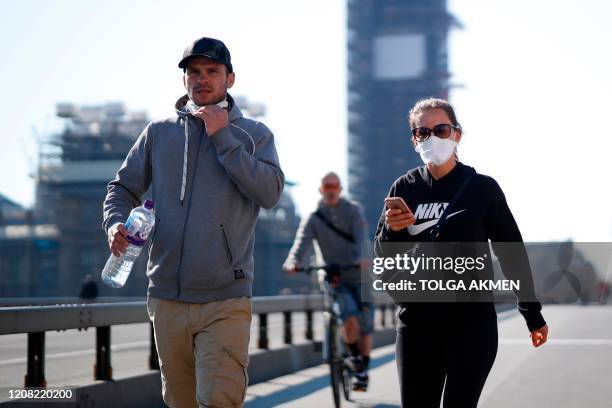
left=295, top=264, right=360, bottom=274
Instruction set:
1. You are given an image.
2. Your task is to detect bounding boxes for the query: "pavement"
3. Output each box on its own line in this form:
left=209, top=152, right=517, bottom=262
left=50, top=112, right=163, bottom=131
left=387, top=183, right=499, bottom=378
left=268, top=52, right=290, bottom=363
left=245, top=305, right=612, bottom=408
left=245, top=343, right=400, bottom=407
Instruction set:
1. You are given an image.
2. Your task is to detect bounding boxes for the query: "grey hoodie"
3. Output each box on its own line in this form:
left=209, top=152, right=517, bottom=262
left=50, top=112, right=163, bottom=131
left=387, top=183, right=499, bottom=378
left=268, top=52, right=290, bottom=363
left=285, top=197, right=367, bottom=283
left=103, top=93, right=284, bottom=303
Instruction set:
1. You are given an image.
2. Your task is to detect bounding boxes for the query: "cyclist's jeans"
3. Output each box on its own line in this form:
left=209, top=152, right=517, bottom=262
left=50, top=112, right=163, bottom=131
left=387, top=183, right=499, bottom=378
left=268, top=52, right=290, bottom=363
left=335, top=283, right=375, bottom=335
left=147, top=296, right=251, bottom=408
left=395, top=307, right=498, bottom=408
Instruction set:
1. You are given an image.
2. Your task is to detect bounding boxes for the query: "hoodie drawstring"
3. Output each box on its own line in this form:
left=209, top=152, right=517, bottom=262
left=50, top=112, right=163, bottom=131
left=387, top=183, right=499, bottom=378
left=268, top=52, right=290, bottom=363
left=180, top=116, right=189, bottom=204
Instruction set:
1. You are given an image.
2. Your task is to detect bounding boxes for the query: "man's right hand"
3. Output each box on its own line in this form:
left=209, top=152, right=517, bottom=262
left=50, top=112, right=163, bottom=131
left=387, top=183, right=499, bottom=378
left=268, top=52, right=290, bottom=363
left=385, top=208, right=416, bottom=231
left=108, top=223, right=129, bottom=257
left=283, top=262, right=298, bottom=275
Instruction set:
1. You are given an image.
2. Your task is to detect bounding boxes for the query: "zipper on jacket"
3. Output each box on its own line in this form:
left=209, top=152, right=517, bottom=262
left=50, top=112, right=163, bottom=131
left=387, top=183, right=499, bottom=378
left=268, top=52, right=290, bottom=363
left=221, top=224, right=234, bottom=264
left=175, top=127, right=204, bottom=299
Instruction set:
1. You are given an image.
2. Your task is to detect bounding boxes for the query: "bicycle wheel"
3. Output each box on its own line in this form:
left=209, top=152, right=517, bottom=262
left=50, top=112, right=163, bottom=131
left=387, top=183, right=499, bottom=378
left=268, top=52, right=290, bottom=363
left=341, top=361, right=352, bottom=401
left=326, top=313, right=342, bottom=408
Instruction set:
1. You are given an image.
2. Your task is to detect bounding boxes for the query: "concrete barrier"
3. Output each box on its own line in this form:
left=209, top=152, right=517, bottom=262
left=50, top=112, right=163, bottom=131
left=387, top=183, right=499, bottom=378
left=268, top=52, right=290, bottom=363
left=0, top=328, right=397, bottom=408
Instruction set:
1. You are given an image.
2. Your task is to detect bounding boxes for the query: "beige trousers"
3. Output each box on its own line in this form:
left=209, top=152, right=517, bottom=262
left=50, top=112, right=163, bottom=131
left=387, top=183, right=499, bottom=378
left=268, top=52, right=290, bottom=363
left=147, top=296, right=252, bottom=408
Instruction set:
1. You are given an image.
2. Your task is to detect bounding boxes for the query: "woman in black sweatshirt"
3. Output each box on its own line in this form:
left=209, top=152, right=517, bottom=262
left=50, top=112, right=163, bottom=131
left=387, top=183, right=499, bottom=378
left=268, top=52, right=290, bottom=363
left=373, top=98, right=548, bottom=408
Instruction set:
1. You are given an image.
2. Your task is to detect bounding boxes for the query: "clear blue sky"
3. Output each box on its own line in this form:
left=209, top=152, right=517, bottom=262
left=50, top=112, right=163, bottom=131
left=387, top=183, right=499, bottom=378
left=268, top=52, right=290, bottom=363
left=1, top=0, right=611, bottom=242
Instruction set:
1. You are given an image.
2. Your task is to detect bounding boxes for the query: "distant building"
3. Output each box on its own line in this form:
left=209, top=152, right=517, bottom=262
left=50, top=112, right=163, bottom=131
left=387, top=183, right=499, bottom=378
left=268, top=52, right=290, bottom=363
left=347, top=0, right=459, bottom=234
left=0, top=194, right=29, bottom=226
left=255, top=189, right=312, bottom=295
left=0, top=224, right=59, bottom=297
left=0, top=192, right=60, bottom=297
left=34, top=102, right=150, bottom=297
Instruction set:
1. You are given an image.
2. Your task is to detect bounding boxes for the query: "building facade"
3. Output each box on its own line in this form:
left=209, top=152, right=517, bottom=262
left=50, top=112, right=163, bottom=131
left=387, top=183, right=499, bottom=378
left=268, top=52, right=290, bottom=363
left=34, top=103, right=150, bottom=297
left=0, top=224, right=60, bottom=297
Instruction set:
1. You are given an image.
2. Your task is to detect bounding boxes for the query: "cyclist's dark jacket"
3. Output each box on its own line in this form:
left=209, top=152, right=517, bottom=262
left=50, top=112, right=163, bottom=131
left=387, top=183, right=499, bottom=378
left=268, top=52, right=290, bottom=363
left=373, top=162, right=546, bottom=332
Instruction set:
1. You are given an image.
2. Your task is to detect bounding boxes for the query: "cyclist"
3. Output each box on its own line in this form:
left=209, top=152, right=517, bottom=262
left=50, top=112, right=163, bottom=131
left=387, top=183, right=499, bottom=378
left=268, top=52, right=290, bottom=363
left=283, top=172, right=373, bottom=391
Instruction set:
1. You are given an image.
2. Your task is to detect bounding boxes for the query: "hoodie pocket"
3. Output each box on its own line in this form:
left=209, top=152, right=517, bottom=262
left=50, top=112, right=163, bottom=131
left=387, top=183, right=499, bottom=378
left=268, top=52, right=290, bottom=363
left=221, top=224, right=234, bottom=265
left=180, top=223, right=239, bottom=289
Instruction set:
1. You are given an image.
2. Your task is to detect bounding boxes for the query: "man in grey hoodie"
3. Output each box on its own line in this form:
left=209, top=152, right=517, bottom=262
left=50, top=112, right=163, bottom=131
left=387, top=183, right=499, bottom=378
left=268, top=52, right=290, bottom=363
left=103, top=37, right=284, bottom=408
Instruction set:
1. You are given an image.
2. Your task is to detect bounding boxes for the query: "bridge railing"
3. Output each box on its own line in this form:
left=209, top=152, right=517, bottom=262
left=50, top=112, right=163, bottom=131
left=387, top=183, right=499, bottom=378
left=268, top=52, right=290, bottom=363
left=0, top=295, right=396, bottom=387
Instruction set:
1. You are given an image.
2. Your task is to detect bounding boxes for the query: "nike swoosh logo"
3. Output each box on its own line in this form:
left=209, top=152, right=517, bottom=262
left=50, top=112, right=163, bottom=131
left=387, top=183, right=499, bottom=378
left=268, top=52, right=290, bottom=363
left=407, top=219, right=439, bottom=235
left=447, top=209, right=466, bottom=219
left=407, top=209, right=467, bottom=236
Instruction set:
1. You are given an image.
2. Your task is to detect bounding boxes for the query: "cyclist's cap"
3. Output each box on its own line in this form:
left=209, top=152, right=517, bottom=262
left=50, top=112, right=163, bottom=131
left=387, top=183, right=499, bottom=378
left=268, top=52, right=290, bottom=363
left=178, top=37, right=233, bottom=73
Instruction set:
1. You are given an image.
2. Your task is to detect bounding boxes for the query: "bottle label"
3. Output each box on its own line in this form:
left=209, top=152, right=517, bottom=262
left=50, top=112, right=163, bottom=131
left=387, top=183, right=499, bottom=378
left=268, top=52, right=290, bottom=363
left=139, top=224, right=153, bottom=241
left=124, top=217, right=138, bottom=236
left=124, top=211, right=153, bottom=245
left=126, top=235, right=146, bottom=246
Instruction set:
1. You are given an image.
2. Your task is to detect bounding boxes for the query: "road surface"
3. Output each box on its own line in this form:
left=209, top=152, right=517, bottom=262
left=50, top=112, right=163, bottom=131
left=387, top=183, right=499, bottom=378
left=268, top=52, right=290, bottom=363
left=245, top=305, right=612, bottom=408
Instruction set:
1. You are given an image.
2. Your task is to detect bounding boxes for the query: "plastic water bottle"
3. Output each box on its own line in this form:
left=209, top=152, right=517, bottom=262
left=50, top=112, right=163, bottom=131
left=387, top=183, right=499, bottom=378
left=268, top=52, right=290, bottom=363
left=101, top=200, right=155, bottom=288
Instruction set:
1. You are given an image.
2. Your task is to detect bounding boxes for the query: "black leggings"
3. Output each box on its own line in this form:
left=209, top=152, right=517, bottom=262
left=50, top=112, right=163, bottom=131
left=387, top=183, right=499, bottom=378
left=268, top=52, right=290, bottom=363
left=395, top=311, right=498, bottom=408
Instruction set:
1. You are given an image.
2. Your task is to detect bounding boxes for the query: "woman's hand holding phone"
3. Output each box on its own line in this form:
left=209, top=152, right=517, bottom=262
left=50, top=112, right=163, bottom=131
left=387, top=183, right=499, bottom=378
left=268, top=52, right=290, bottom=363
left=384, top=197, right=416, bottom=231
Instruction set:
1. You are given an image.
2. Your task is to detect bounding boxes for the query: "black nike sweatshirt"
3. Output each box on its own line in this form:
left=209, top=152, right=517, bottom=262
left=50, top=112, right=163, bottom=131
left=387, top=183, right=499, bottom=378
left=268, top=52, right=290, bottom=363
left=373, top=162, right=546, bottom=332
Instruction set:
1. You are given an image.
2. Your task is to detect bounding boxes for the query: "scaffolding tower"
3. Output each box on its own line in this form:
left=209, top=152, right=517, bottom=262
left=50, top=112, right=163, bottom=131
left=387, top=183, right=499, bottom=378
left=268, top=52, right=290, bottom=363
left=347, top=0, right=460, bottom=235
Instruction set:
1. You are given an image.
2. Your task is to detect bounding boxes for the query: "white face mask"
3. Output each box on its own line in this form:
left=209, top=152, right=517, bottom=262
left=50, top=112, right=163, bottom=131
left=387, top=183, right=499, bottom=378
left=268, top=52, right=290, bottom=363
left=185, top=98, right=228, bottom=113
left=415, top=135, right=457, bottom=165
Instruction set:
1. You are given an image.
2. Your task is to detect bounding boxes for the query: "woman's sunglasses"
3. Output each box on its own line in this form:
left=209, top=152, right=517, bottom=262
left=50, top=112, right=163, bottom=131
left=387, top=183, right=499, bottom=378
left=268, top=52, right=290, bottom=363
left=411, top=124, right=459, bottom=142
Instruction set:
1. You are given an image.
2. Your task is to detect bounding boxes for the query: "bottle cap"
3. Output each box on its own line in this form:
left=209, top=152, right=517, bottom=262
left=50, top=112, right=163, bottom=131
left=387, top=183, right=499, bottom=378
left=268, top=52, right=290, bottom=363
left=144, top=200, right=154, bottom=209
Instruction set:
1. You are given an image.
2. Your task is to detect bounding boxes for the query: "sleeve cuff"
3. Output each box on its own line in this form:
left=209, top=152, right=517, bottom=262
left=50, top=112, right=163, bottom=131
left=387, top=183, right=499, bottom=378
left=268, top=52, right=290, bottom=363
left=106, top=221, right=123, bottom=235
left=518, top=302, right=547, bottom=332
left=381, top=225, right=405, bottom=241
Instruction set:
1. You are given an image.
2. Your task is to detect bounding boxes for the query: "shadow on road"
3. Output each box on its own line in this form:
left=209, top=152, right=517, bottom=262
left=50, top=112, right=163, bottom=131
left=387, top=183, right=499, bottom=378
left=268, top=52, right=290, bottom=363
left=245, top=350, right=397, bottom=407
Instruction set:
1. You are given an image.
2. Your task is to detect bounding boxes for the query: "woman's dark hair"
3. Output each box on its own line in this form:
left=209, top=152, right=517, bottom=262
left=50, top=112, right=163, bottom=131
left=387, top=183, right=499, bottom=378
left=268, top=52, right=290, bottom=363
left=408, top=98, right=461, bottom=130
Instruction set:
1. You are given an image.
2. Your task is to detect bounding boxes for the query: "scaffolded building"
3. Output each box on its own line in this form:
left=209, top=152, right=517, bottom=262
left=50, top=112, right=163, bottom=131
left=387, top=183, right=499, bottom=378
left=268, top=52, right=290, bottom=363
left=35, top=103, right=151, bottom=296
left=347, top=0, right=459, bottom=235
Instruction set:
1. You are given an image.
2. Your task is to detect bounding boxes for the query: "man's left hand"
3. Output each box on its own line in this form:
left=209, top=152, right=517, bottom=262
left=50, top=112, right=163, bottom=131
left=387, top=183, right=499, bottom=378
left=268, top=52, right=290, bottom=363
left=192, top=105, right=228, bottom=136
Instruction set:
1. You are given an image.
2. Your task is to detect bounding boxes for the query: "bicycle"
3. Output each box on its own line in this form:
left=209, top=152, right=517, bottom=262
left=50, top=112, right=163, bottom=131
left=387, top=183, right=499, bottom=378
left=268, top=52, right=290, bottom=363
left=296, top=264, right=360, bottom=408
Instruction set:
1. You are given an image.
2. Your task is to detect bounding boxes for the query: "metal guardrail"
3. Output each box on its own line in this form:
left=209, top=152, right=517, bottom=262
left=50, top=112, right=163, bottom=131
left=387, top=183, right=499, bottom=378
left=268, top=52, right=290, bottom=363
left=0, top=297, right=146, bottom=307
left=0, top=295, right=396, bottom=388
left=0, top=295, right=328, bottom=335
left=0, top=302, right=148, bottom=334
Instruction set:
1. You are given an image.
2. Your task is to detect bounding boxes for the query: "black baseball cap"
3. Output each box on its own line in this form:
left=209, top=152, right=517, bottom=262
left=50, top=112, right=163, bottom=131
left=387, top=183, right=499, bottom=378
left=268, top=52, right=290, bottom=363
left=178, top=37, right=233, bottom=73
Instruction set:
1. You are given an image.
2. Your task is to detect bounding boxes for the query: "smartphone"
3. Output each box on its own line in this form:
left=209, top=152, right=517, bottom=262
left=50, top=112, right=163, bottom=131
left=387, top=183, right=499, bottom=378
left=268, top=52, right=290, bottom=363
left=384, top=197, right=412, bottom=213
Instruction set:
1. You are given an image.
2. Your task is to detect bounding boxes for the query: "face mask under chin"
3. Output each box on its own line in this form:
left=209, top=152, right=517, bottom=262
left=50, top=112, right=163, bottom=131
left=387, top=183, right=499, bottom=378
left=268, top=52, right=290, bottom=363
left=186, top=97, right=228, bottom=113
